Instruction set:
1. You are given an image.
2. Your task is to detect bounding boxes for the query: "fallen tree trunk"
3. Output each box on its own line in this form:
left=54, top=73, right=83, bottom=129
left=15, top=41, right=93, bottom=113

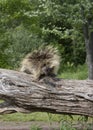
left=0, top=68, right=93, bottom=117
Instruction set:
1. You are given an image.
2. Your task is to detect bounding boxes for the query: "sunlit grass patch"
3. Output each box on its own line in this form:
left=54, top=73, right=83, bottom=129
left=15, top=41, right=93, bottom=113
left=59, top=64, right=88, bottom=79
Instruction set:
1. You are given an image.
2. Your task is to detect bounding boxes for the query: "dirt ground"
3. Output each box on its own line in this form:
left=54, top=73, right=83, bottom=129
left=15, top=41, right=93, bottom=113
left=0, top=121, right=60, bottom=130
left=0, top=121, right=93, bottom=130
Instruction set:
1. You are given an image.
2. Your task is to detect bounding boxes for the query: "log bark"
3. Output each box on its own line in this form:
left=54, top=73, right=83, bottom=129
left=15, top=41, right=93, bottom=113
left=0, top=68, right=93, bottom=117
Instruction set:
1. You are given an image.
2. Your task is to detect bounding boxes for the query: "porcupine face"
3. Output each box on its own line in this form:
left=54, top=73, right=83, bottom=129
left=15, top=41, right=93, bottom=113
left=40, top=57, right=58, bottom=78
left=41, top=62, right=52, bottom=76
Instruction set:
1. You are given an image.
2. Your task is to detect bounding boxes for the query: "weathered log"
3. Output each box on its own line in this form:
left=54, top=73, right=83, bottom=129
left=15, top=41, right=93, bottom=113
left=0, top=68, right=93, bottom=117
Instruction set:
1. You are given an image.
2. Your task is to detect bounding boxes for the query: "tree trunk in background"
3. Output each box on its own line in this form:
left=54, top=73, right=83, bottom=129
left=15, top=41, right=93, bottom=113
left=83, top=25, right=93, bottom=79
left=81, top=5, right=93, bottom=79
left=87, top=32, right=93, bottom=79
left=83, top=22, right=93, bottom=79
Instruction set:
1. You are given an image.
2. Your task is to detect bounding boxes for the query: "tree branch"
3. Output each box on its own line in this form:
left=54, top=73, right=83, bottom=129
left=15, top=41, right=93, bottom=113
left=0, top=68, right=93, bottom=117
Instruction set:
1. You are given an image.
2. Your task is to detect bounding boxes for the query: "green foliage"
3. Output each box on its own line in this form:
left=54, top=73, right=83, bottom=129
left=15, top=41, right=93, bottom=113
left=2, top=26, right=44, bottom=69
left=0, top=0, right=93, bottom=74
left=60, top=122, right=76, bottom=130
left=1, top=0, right=92, bottom=69
left=30, top=125, right=42, bottom=130
left=0, top=31, right=12, bottom=68
left=59, top=64, right=88, bottom=79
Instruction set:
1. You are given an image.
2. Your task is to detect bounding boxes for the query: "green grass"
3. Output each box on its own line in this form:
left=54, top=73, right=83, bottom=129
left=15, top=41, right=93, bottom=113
left=0, top=113, right=47, bottom=122
left=30, top=125, right=42, bottom=130
left=59, top=64, right=88, bottom=79
left=0, top=112, right=66, bottom=122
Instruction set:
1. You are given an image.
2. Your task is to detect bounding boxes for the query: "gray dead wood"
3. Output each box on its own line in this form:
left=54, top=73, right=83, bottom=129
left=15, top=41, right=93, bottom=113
left=0, top=68, right=93, bottom=117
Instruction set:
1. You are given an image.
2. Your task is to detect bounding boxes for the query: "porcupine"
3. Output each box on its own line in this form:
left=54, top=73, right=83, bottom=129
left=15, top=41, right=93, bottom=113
left=20, top=45, right=60, bottom=86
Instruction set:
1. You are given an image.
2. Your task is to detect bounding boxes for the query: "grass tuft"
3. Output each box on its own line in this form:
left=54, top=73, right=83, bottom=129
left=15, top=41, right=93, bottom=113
left=59, top=64, right=88, bottom=79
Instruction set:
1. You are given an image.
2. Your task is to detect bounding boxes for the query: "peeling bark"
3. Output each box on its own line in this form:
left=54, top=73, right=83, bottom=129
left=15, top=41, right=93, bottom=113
left=0, top=68, right=93, bottom=117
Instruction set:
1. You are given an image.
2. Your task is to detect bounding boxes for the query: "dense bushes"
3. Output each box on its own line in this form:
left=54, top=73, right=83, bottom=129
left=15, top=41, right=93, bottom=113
left=0, top=26, right=44, bottom=69
left=0, top=0, right=88, bottom=70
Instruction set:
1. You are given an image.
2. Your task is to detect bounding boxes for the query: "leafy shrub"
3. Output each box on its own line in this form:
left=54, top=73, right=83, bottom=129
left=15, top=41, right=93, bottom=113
left=1, top=25, right=44, bottom=69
